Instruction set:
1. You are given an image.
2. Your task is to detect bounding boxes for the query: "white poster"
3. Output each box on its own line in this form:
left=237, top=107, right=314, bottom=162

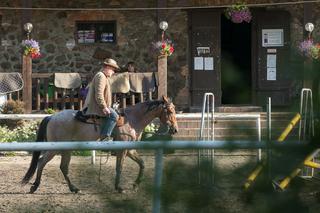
left=194, top=57, right=203, bottom=70
left=267, top=68, right=276, bottom=81
left=267, top=54, right=277, bottom=81
left=204, top=57, right=214, bottom=70
left=262, top=29, right=284, bottom=47
left=267, top=54, right=276, bottom=68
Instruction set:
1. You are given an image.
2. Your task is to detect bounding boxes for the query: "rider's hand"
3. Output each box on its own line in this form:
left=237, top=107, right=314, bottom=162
left=103, top=107, right=111, bottom=115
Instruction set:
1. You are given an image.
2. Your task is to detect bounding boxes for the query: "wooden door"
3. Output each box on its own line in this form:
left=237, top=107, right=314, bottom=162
left=189, top=10, right=221, bottom=109
left=253, top=10, right=292, bottom=105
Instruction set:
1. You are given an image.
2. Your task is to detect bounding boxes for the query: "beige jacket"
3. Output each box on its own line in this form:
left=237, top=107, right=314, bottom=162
left=83, top=71, right=112, bottom=117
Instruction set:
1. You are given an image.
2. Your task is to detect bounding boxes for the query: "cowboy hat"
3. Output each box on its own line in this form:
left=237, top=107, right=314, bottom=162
left=103, top=58, right=120, bottom=70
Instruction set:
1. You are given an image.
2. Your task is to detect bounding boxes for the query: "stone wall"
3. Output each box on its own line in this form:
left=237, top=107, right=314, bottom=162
left=0, top=1, right=320, bottom=110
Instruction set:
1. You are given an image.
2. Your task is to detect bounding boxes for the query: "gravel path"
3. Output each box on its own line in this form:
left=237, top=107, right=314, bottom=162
left=0, top=153, right=319, bottom=212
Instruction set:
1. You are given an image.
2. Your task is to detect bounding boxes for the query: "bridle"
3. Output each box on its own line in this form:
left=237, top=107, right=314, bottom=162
left=160, top=101, right=178, bottom=134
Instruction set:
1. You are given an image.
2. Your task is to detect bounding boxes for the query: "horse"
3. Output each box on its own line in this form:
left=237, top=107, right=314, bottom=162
left=21, top=96, right=178, bottom=193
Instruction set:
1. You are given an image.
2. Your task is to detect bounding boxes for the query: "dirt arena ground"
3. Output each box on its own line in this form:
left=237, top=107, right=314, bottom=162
left=0, top=152, right=319, bottom=212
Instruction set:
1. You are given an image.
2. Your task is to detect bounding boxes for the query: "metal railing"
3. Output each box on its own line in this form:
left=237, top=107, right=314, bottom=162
left=198, top=92, right=215, bottom=185
left=299, top=88, right=315, bottom=178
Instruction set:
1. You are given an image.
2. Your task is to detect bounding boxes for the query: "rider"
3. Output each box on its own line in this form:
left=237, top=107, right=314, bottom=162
left=83, top=58, right=119, bottom=141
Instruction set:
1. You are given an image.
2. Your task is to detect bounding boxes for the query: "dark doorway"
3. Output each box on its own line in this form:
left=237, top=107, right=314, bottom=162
left=221, top=15, right=251, bottom=104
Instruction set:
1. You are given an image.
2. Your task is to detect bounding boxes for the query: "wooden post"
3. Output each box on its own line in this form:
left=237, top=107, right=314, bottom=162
left=157, top=55, right=167, bottom=99
left=22, top=55, right=32, bottom=113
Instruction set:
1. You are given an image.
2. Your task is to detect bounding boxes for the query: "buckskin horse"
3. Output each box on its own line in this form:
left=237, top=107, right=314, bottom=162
left=21, top=96, right=178, bottom=193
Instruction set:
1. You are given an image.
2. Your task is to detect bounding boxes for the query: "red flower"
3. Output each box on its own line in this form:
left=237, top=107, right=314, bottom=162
left=153, top=39, right=175, bottom=56
left=31, top=52, right=41, bottom=59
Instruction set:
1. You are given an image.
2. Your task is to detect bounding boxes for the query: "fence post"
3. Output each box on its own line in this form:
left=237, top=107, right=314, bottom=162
left=157, top=55, right=167, bottom=99
left=22, top=55, right=32, bottom=113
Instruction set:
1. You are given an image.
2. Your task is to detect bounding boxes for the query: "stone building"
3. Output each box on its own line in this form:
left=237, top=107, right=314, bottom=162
left=0, top=1, right=319, bottom=111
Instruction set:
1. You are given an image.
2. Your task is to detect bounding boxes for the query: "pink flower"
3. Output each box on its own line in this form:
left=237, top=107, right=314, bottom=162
left=298, top=39, right=320, bottom=60
left=225, top=3, right=252, bottom=24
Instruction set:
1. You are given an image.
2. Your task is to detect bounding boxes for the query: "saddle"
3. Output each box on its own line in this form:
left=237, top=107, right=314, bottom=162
left=75, top=109, right=125, bottom=127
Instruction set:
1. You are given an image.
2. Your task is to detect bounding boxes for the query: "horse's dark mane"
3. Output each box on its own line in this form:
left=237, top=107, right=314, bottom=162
left=123, top=100, right=164, bottom=114
left=145, top=100, right=164, bottom=113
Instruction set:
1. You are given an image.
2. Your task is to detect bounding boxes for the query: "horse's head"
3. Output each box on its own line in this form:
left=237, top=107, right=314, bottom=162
left=159, top=96, right=178, bottom=134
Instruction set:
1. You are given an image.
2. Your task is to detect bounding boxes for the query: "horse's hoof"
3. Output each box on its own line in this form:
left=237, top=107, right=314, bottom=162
left=29, top=185, right=37, bottom=194
left=133, top=183, right=139, bottom=192
left=116, top=187, right=125, bottom=193
left=70, top=187, right=80, bottom=193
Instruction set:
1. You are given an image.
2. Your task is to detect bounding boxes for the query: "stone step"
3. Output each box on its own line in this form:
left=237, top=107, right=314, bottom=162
left=174, top=112, right=302, bottom=141
left=177, top=120, right=299, bottom=129
left=175, top=128, right=299, bottom=138
left=189, top=105, right=263, bottom=113
left=216, top=106, right=263, bottom=112
left=177, top=112, right=297, bottom=119
left=173, top=135, right=299, bottom=141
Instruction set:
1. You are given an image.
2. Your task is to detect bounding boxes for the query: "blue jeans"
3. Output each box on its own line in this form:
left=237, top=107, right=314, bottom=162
left=100, top=108, right=118, bottom=137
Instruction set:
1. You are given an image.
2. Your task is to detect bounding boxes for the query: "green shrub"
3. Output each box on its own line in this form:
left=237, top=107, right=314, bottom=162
left=0, top=121, right=38, bottom=142
left=0, top=100, right=25, bottom=114
left=0, top=120, right=93, bottom=156
left=44, top=108, right=56, bottom=114
left=72, top=150, right=92, bottom=156
left=0, top=100, right=25, bottom=129
left=0, top=125, right=15, bottom=142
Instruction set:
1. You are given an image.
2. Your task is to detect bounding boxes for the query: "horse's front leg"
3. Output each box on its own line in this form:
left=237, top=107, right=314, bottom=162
left=60, top=151, right=80, bottom=193
left=127, top=149, right=145, bottom=191
left=115, top=150, right=128, bottom=193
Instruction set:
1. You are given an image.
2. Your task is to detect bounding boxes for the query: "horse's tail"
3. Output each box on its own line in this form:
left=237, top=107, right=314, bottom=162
left=21, top=116, right=51, bottom=185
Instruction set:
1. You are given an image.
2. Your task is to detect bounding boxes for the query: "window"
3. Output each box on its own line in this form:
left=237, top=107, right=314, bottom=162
left=76, top=21, right=116, bottom=44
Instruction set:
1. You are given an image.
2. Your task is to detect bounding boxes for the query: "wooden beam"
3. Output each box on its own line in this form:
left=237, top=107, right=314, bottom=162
left=157, top=55, right=167, bottom=99
left=22, top=55, right=32, bottom=113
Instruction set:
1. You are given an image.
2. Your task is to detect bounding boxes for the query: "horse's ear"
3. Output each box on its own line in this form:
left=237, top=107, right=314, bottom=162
left=162, top=96, right=169, bottom=103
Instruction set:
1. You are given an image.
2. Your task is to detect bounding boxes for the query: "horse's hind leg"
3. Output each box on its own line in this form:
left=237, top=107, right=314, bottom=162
left=60, top=151, right=80, bottom=193
left=127, top=150, right=145, bottom=191
left=115, top=150, right=128, bottom=193
left=30, top=151, right=57, bottom=194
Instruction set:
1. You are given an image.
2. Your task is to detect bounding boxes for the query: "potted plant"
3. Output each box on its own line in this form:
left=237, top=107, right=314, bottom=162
left=21, top=39, right=41, bottom=59
left=153, top=39, right=174, bottom=57
left=225, top=3, right=252, bottom=24
left=298, top=39, right=320, bottom=60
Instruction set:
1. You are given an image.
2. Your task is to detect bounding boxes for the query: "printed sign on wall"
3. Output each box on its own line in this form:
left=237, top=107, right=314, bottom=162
left=194, top=57, right=214, bottom=71
left=262, top=29, right=284, bottom=47
left=267, top=54, right=277, bottom=81
left=194, top=57, right=204, bottom=70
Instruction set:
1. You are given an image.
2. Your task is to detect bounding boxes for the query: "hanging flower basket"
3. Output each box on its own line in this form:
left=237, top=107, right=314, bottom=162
left=21, top=39, right=41, bottom=59
left=298, top=39, right=320, bottom=60
left=153, top=39, right=174, bottom=57
left=225, top=3, right=252, bottom=24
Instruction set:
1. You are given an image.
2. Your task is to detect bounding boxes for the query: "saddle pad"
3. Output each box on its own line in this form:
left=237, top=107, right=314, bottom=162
left=109, top=72, right=130, bottom=93
left=54, top=73, right=82, bottom=89
left=129, top=72, right=156, bottom=93
left=74, top=110, right=124, bottom=127
left=0, top=72, right=24, bottom=94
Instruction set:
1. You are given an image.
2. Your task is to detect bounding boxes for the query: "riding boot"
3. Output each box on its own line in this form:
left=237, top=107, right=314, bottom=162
left=99, top=136, right=117, bottom=155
